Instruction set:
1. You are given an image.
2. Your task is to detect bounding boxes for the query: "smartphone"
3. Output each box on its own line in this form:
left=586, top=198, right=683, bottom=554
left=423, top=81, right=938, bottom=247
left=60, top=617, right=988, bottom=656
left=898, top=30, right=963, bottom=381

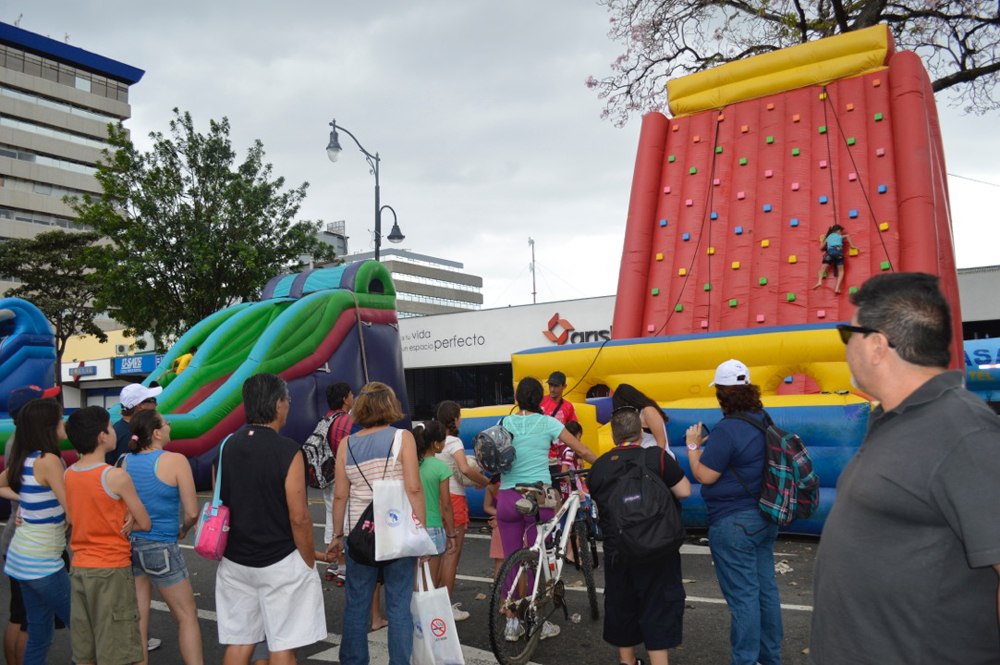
left=700, top=423, right=711, bottom=438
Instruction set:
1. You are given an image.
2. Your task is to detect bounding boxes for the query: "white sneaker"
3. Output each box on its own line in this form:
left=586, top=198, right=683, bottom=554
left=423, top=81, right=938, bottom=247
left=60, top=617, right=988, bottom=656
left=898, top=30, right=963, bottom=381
left=452, top=603, right=470, bottom=621
left=147, top=637, right=162, bottom=651
left=505, top=618, right=525, bottom=642
left=540, top=621, right=560, bottom=640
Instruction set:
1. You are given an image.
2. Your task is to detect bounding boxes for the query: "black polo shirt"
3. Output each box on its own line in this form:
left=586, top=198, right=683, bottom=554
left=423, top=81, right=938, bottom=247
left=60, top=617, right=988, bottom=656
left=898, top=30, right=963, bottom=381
left=811, top=371, right=1000, bottom=663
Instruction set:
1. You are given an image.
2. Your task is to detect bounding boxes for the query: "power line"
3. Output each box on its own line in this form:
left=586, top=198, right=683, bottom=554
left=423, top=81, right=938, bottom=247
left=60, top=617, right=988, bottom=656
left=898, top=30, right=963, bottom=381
left=948, top=173, right=1000, bottom=188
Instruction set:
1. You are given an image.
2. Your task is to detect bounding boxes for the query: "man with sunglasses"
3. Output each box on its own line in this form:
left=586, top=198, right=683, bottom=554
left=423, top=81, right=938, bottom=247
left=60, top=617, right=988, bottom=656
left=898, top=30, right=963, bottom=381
left=811, top=273, right=1000, bottom=664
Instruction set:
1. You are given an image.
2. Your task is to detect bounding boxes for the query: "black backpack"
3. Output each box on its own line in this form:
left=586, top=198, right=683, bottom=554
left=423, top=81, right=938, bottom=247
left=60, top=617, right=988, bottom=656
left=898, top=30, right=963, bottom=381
left=726, top=411, right=821, bottom=526
left=607, top=448, right=685, bottom=564
left=302, top=412, right=344, bottom=489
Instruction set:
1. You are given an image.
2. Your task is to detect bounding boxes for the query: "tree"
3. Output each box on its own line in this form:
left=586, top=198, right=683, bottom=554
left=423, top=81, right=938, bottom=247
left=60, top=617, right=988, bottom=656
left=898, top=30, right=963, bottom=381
left=0, top=230, right=109, bottom=383
left=588, top=0, right=1000, bottom=126
left=69, top=109, right=338, bottom=350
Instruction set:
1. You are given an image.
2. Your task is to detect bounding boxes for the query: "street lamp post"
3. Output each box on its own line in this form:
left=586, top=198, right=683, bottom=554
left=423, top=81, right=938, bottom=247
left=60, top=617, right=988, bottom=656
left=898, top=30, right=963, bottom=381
left=326, top=120, right=404, bottom=261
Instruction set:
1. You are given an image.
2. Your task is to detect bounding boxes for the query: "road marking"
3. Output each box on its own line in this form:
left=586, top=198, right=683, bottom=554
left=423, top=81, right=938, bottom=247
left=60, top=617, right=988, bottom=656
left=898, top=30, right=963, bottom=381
left=454, top=575, right=812, bottom=612
left=149, top=600, right=533, bottom=664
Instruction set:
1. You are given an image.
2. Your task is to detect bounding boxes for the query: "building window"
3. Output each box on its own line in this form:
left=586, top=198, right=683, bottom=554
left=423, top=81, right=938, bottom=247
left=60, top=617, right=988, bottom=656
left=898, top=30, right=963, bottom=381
left=75, top=76, right=91, bottom=92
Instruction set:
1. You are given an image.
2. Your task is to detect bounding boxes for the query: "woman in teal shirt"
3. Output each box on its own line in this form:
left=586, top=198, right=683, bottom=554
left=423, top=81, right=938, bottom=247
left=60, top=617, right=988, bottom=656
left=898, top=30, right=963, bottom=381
left=496, top=377, right=595, bottom=641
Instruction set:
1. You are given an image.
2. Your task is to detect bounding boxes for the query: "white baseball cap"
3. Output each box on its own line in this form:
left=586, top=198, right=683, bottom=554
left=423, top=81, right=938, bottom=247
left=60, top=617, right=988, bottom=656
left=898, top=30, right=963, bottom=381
left=710, top=359, right=751, bottom=387
left=120, top=383, right=163, bottom=409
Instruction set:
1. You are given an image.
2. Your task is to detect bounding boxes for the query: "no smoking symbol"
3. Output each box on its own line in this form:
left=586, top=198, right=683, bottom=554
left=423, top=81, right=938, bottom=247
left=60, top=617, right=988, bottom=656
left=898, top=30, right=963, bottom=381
left=430, top=618, right=447, bottom=638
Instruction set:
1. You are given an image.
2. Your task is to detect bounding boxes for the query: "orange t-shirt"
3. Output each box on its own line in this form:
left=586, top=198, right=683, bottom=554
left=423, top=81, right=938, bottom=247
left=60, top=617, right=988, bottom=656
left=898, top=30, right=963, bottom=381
left=64, top=464, right=131, bottom=568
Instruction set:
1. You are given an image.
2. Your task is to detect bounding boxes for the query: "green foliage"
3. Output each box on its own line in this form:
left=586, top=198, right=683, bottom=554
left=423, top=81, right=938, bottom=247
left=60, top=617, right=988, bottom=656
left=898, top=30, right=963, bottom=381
left=0, top=230, right=109, bottom=374
left=69, top=109, right=338, bottom=350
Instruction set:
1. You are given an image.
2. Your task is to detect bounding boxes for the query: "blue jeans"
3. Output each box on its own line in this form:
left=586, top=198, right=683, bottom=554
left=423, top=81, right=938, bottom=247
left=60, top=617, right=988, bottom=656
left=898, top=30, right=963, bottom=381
left=20, top=568, right=72, bottom=665
left=339, top=546, right=416, bottom=665
left=708, top=508, right=783, bottom=665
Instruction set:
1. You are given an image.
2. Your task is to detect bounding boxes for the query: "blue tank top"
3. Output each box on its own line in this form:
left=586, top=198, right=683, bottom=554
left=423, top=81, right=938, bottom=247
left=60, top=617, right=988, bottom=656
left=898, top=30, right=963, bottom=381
left=125, top=450, right=180, bottom=542
left=826, top=232, right=844, bottom=249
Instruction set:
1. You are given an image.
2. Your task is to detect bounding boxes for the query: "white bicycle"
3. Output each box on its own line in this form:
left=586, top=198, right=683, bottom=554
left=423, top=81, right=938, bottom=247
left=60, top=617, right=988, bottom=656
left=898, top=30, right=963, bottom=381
left=488, top=469, right=601, bottom=665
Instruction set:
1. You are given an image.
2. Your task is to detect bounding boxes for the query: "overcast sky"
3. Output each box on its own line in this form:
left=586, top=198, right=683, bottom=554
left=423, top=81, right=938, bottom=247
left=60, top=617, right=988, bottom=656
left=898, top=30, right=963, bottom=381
left=15, top=2, right=1000, bottom=308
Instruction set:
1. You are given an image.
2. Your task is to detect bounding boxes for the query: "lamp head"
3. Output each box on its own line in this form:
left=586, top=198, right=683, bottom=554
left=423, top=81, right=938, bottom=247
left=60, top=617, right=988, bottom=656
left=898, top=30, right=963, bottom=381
left=387, top=221, right=405, bottom=244
left=326, top=120, right=342, bottom=163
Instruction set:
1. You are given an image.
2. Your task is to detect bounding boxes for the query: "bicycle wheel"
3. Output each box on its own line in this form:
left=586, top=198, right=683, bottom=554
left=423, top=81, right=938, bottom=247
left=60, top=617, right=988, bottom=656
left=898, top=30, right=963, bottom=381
left=573, top=521, right=600, bottom=620
left=489, top=547, right=551, bottom=665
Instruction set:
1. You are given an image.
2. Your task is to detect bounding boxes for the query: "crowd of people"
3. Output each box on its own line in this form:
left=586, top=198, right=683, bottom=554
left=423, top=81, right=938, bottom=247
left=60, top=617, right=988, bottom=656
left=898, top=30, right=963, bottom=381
left=1, top=271, right=999, bottom=665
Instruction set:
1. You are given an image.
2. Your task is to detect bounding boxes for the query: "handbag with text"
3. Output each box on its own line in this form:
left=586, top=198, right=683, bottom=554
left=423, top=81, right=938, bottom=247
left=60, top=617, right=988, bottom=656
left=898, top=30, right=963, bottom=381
left=194, top=434, right=233, bottom=561
left=373, top=429, right=438, bottom=561
left=411, top=561, right=464, bottom=665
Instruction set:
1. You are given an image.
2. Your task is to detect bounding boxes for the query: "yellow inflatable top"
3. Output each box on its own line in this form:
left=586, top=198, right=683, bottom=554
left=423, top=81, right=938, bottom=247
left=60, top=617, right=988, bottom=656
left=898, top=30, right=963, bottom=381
left=667, top=24, right=894, bottom=117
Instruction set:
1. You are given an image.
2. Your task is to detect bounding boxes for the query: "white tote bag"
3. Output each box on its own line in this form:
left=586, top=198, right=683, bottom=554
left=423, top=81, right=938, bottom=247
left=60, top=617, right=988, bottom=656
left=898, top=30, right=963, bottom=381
left=411, top=562, right=465, bottom=665
left=373, top=429, right=438, bottom=561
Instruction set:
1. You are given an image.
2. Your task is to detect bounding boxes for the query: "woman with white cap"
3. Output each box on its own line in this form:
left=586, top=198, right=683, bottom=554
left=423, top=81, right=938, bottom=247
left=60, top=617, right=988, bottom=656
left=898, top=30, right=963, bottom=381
left=684, top=360, right=783, bottom=665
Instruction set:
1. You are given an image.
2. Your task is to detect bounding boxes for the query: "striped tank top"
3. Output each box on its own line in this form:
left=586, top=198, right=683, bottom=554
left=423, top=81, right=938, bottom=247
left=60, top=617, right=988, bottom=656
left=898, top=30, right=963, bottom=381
left=4, top=451, right=66, bottom=580
left=345, top=428, right=403, bottom=528
left=125, top=450, right=179, bottom=542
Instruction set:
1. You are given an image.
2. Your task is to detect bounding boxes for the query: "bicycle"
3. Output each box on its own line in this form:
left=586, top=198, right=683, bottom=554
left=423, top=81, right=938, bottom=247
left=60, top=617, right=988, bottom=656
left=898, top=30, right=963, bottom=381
left=488, top=469, right=601, bottom=665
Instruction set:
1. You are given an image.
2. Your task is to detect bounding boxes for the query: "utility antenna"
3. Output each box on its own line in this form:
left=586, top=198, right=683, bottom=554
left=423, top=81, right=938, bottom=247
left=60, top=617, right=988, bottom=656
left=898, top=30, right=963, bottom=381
left=13, top=14, right=22, bottom=27
left=528, top=237, right=537, bottom=304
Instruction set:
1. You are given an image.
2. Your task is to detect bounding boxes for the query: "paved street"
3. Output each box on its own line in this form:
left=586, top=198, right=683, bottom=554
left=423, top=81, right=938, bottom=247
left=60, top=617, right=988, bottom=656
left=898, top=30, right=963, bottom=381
left=2, top=489, right=817, bottom=664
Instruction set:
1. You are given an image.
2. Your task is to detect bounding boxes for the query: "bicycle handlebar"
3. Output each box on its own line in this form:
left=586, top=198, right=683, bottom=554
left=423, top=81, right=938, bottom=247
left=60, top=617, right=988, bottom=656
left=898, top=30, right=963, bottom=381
left=550, top=468, right=590, bottom=481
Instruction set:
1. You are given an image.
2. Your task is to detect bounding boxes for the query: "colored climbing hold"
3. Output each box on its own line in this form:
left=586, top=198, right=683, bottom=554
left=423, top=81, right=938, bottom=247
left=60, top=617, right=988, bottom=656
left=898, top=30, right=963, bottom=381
left=683, top=233, right=691, bottom=241
left=716, top=146, right=723, bottom=154
left=652, top=288, right=660, bottom=296
left=686, top=199, right=693, bottom=207
left=792, top=148, right=801, bottom=156
left=668, top=155, right=676, bottom=162
left=849, top=210, right=858, bottom=218
left=756, top=314, right=766, bottom=322
left=672, top=125, right=679, bottom=132
left=704, top=283, right=712, bottom=291
left=707, top=247, right=715, bottom=255
left=693, top=135, right=701, bottom=143
left=660, top=219, right=668, bottom=227
left=729, top=299, right=738, bottom=307
left=717, top=113, right=725, bottom=122
left=675, top=304, right=684, bottom=312
left=711, top=212, right=718, bottom=220
left=732, top=261, right=740, bottom=269
left=849, top=248, right=859, bottom=257
left=737, top=191, right=746, bottom=200
left=690, top=167, right=698, bottom=175
left=759, top=277, right=768, bottom=285
left=819, top=91, right=827, bottom=100
left=817, top=310, right=826, bottom=319
left=792, top=114, right=801, bottom=122
left=790, top=218, right=799, bottom=227
left=767, top=103, right=775, bottom=111
left=739, top=158, right=748, bottom=166
left=819, top=125, right=827, bottom=134
left=765, top=169, right=773, bottom=178
left=788, top=255, right=798, bottom=264
left=846, top=103, right=855, bottom=112
left=880, top=261, right=891, bottom=271
left=847, top=137, right=856, bottom=146
left=766, top=136, right=774, bottom=144
left=678, top=268, right=687, bottom=276
left=760, top=240, right=770, bottom=248
left=663, top=186, right=671, bottom=194
left=849, top=286, right=859, bottom=294
left=713, top=178, right=721, bottom=186
left=791, top=182, right=800, bottom=191
left=819, top=160, right=828, bottom=169
left=878, top=185, right=887, bottom=194
left=700, top=320, right=709, bottom=328
left=647, top=324, right=656, bottom=332
left=741, top=125, right=749, bottom=133
left=787, top=292, right=796, bottom=302
left=763, top=204, right=772, bottom=213
left=655, top=253, right=664, bottom=261
left=874, top=112, right=884, bottom=122
left=819, top=196, right=828, bottom=204
left=876, top=148, right=885, bottom=157
left=848, top=173, right=857, bottom=182
left=872, top=79, right=881, bottom=88
left=879, top=222, right=890, bottom=231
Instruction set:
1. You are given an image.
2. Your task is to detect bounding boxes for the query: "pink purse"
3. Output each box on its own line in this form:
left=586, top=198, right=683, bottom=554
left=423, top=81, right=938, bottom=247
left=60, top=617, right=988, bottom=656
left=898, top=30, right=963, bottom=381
left=194, top=435, right=232, bottom=560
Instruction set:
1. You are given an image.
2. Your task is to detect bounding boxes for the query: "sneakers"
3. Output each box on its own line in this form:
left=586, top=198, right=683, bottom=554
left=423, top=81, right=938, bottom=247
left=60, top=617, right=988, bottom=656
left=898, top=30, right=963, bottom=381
left=505, top=618, right=525, bottom=642
left=540, top=621, right=560, bottom=640
left=452, top=603, right=470, bottom=622
left=147, top=638, right=162, bottom=651
left=618, top=660, right=645, bottom=665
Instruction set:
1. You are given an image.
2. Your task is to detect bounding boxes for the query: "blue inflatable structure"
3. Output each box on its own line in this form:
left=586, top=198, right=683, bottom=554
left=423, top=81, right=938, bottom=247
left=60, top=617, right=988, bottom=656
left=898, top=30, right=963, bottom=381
left=0, top=298, right=57, bottom=419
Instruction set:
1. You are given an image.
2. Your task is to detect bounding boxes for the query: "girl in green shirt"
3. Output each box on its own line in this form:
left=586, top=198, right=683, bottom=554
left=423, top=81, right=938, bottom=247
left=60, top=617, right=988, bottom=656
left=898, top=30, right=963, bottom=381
left=415, top=421, right=456, bottom=582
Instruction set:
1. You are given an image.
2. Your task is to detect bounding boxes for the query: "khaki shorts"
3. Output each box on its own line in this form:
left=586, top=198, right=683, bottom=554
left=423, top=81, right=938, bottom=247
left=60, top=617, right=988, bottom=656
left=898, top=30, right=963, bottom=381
left=70, top=566, right=142, bottom=665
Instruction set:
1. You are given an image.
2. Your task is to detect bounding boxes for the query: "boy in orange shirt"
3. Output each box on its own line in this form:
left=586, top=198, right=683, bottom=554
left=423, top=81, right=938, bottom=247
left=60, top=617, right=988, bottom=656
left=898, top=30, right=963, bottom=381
left=64, top=406, right=150, bottom=665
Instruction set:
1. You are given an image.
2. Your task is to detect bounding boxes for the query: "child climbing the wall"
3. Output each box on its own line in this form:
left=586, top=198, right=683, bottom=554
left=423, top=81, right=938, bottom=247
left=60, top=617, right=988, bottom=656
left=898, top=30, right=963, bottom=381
left=813, top=224, right=856, bottom=294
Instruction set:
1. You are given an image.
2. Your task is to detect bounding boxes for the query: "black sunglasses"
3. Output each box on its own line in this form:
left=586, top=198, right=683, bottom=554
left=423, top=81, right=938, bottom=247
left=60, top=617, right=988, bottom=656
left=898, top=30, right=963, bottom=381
left=141, top=398, right=157, bottom=405
left=836, top=324, right=895, bottom=348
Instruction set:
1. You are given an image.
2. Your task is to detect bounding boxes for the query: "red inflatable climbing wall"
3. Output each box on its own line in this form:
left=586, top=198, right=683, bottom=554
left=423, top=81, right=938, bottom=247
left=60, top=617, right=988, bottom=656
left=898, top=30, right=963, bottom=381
left=613, top=49, right=962, bottom=366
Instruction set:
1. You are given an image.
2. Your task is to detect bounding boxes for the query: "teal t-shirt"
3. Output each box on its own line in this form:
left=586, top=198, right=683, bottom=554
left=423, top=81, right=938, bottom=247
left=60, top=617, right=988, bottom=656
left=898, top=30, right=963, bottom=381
left=500, top=413, right=566, bottom=490
left=419, top=456, right=452, bottom=528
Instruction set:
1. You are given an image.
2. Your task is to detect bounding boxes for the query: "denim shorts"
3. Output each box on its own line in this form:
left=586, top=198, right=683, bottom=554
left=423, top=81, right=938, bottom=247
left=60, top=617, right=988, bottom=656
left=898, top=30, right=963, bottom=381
left=427, top=527, right=447, bottom=555
left=130, top=537, right=189, bottom=587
